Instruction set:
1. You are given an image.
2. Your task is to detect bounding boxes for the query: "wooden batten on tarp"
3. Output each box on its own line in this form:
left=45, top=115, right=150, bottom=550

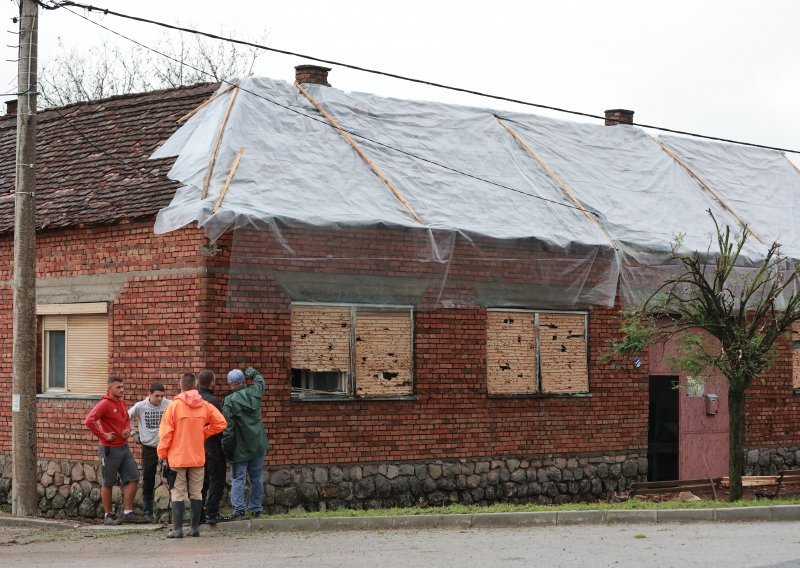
left=177, top=78, right=244, bottom=124
left=213, top=147, right=245, bottom=213
left=785, top=154, right=800, bottom=177
left=294, top=81, right=423, bottom=225
left=649, top=135, right=767, bottom=246
left=201, top=87, right=240, bottom=200
left=496, top=117, right=618, bottom=251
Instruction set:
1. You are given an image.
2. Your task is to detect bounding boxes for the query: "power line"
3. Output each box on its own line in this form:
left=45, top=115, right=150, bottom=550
left=35, top=0, right=800, bottom=155
left=36, top=5, right=595, bottom=216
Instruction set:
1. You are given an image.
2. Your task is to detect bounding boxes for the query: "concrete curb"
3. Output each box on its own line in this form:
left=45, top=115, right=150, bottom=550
left=0, top=515, right=82, bottom=529
left=4, top=504, right=800, bottom=533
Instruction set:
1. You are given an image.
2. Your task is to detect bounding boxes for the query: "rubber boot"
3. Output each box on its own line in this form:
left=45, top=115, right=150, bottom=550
left=187, top=499, right=203, bottom=537
left=166, top=501, right=184, bottom=539
left=143, top=499, right=154, bottom=523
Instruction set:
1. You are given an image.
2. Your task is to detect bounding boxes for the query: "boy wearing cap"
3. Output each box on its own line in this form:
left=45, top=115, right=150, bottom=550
left=221, top=367, right=269, bottom=520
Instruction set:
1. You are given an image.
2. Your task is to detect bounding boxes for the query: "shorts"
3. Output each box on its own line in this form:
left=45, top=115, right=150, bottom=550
left=99, top=444, right=140, bottom=487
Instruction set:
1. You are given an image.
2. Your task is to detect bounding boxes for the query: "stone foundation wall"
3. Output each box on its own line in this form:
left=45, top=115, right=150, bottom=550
left=0, top=454, right=174, bottom=521
left=0, top=452, right=645, bottom=519
left=745, top=447, right=800, bottom=475
left=264, top=454, right=645, bottom=514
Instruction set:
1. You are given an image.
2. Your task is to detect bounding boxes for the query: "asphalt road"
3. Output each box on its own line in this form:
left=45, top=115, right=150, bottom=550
left=2, top=521, right=800, bottom=567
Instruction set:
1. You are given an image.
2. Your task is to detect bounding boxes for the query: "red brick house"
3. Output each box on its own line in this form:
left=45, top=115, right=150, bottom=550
left=1, top=66, right=799, bottom=518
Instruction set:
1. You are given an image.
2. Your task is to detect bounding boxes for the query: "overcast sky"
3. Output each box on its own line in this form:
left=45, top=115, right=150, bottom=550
left=2, top=0, right=799, bottom=164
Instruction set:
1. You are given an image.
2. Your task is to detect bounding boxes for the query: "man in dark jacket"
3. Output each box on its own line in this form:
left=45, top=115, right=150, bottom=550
left=222, top=366, right=269, bottom=520
left=197, top=369, right=227, bottom=525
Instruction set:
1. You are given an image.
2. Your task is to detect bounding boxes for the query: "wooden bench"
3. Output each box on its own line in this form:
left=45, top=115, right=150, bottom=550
left=751, top=469, right=800, bottom=499
left=610, top=478, right=720, bottom=502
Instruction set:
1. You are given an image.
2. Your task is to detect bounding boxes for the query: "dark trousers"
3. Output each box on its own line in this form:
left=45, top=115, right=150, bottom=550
left=202, top=439, right=227, bottom=518
left=141, top=444, right=158, bottom=501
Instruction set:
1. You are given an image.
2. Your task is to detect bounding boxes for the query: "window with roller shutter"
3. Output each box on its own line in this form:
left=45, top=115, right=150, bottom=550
left=39, top=303, right=109, bottom=395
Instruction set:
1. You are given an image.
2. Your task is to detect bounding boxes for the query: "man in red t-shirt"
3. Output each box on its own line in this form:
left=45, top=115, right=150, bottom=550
left=85, top=376, right=148, bottom=525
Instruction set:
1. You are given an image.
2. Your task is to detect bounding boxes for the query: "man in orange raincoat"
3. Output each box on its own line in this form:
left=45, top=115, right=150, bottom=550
left=158, top=372, right=226, bottom=538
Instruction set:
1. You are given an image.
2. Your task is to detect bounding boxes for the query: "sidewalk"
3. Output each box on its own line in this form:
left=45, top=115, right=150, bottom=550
left=3, top=503, right=800, bottom=532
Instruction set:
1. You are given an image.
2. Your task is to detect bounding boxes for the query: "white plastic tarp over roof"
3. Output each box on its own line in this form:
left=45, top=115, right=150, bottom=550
left=152, top=76, right=800, bottom=308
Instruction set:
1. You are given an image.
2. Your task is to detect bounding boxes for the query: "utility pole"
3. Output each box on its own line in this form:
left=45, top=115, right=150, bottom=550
left=11, top=0, right=39, bottom=516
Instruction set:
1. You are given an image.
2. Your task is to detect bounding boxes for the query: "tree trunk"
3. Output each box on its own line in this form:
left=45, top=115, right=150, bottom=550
left=727, top=386, right=746, bottom=501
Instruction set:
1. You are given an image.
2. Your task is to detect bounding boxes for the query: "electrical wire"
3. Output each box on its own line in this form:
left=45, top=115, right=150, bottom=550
left=35, top=5, right=595, bottom=215
left=34, top=0, right=800, bottom=155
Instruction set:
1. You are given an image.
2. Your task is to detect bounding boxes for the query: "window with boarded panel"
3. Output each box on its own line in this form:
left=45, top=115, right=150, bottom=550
left=792, top=322, right=800, bottom=389
left=42, top=313, right=108, bottom=394
left=539, top=312, right=588, bottom=393
left=355, top=309, right=413, bottom=397
left=487, top=311, right=537, bottom=394
left=291, top=306, right=351, bottom=372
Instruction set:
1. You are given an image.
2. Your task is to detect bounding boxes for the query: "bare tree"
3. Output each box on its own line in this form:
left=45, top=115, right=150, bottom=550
left=152, top=28, right=261, bottom=88
left=609, top=211, right=800, bottom=501
left=39, top=28, right=264, bottom=107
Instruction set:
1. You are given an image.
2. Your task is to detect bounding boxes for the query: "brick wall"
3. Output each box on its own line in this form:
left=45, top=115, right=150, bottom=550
left=0, top=220, right=208, bottom=458
left=1, top=219, right=799, bottom=471
left=744, top=330, right=800, bottom=447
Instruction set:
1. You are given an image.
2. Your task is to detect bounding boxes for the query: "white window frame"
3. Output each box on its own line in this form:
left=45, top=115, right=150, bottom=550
left=43, top=323, right=67, bottom=392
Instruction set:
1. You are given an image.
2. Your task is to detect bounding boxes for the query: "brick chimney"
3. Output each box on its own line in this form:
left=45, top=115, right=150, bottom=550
left=5, top=99, right=17, bottom=116
left=604, top=109, right=634, bottom=126
left=295, top=64, right=332, bottom=87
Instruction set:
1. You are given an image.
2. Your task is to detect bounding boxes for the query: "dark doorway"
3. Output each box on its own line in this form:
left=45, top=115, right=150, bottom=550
left=648, top=375, right=679, bottom=481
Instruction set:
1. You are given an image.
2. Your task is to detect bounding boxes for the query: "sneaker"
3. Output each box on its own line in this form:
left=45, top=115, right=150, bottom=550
left=229, top=510, right=246, bottom=522
left=206, top=514, right=229, bottom=526
left=121, top=511, right=150, bottom=524
left=246, top=511, right=262, bottom=519
left=103, top=514, right=122, bottom=526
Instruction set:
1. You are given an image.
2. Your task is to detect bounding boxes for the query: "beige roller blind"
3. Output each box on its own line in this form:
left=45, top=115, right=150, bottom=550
left=42, top=315, right=67, bottom=331
left=66, top=314, right=109, bottom=394
left=355, top=309, right=413, bottom=397
left=487, top=311, right=537, bottom=394
left=291, top=305, right=351, bottom=371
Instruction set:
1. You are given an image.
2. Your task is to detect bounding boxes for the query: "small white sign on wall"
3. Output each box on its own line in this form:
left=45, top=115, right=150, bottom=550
left=11, top=394, right=20, bottom=412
